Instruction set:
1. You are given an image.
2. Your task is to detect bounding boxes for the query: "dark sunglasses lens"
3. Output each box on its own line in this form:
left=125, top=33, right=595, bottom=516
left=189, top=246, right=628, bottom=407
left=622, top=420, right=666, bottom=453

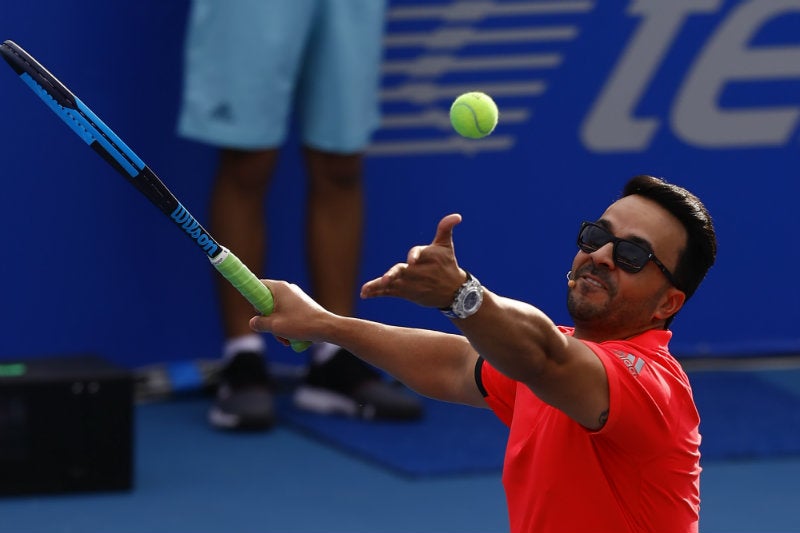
left=615, top=242, right=650, bottom=272
left=579, top=224, right=610, bottom=252
left=579, top=223, right=651, bottom=273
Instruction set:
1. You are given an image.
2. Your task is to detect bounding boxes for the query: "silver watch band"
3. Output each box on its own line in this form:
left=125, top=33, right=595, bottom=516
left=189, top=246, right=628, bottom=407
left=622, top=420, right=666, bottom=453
left=440, top=271, right=484, bottom=319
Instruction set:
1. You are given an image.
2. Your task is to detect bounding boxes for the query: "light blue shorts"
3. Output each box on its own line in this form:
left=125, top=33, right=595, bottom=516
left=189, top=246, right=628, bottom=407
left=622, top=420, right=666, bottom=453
left=178, top=0, right=386, bottom=153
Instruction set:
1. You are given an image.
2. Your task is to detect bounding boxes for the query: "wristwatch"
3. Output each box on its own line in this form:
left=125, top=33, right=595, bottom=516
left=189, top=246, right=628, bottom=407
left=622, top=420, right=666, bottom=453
left=440, top=271, right=484, bottom=319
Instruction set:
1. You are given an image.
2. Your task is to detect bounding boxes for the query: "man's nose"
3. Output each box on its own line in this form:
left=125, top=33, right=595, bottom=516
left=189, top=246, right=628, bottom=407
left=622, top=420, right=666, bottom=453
left=589, top=242, right=616, bottom=270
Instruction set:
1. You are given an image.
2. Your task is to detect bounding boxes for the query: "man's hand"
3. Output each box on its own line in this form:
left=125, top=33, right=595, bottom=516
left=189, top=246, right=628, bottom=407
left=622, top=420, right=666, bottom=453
left=361, top=213, right=468, bottom=308
left=249, top=280, right=331, bottom=345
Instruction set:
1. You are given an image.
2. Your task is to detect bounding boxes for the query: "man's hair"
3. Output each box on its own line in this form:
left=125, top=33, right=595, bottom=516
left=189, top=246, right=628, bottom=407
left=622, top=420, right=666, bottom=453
left=622, top=175, right=717, bottom=321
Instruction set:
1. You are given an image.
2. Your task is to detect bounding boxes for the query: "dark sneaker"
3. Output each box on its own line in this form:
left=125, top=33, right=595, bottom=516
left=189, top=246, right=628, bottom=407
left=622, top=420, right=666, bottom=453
left=293, top=348, right=423, bottom=421
left=209, top=352, right=275, bottom=431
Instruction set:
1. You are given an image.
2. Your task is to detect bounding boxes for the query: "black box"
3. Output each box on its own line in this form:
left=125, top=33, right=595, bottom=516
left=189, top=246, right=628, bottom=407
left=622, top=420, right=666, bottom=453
left=0, top=355, right=134, bottom=495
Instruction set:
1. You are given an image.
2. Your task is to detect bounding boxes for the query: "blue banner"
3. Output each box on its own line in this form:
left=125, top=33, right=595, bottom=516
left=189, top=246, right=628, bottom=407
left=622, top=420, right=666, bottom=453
left=0, top=0, right=797, bottom=366
left=357, top=0, right=800, bottom=356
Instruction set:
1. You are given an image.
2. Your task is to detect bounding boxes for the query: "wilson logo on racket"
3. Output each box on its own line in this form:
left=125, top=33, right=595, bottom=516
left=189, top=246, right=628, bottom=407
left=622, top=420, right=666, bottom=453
left=170, top=204, right=219, bottom=256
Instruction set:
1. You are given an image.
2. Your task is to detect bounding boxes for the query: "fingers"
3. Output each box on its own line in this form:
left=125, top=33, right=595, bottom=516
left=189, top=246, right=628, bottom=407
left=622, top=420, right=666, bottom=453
left=361, top=214, right=463, bottom=302
left=407, top=245, right=423, bottom=265
left=248, top=279, right=299, bottom=334
left=360, top=213, right=461, bottom=298
left=249, top=314, right=271, bottom=332
left=408, top=214, right=461, bottom=264
left=361, top=263, right=408, bottom=298
left=431, top=213, right=462, bottom=247
left=249, top=280, right=330, bottom=347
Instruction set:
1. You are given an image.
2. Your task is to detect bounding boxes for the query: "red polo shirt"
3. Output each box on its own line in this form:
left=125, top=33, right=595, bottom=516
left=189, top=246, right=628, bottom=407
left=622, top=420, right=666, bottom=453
left=479, top=327, right=700, bottom=533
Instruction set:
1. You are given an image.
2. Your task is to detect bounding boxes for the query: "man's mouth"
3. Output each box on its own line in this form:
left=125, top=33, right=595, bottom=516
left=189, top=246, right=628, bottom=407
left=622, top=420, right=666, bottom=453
left=583, top=276, right=605, bottom=289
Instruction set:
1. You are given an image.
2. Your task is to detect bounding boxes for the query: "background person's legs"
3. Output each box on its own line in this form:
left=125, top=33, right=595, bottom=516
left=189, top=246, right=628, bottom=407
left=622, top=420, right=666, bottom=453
left=211, top=149, right=278, bottom=340
left=304, top=149, right=362, bottom=319
left=295, top=147, right=423, bottom=421
left=208, top=148, right=280, bottom=431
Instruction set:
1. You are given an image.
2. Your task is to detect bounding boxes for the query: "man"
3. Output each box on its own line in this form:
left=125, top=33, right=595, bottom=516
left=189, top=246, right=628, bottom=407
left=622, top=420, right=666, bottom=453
left=250, top=175, right=717, bottom=532
left=177, top=0, right=422, bottom=430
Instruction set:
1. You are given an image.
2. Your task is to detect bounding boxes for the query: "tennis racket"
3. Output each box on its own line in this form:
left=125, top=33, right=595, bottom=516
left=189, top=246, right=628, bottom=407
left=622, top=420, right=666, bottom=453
left=0, top=39, right=310, bottom=353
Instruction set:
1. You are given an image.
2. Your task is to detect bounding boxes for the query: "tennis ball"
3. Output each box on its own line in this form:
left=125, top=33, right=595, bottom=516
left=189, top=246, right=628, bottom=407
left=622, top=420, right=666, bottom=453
left=449, top=92, right=498, bottom=139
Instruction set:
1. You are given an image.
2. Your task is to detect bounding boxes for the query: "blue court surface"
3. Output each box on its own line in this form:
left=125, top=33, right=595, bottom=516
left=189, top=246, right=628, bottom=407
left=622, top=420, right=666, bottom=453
left=1, top=366, right=799, bottom=532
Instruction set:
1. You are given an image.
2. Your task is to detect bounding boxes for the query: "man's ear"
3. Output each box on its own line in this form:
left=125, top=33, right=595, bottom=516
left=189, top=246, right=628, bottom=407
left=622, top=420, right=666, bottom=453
left=655, top=288, right=686, bottom=321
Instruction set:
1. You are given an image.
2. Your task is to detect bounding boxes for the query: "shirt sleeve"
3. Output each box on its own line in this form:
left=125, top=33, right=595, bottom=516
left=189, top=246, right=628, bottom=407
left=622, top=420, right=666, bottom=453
left=478, top=357, right=517, bottom=427
left=584, top=340, right=685, bottom=453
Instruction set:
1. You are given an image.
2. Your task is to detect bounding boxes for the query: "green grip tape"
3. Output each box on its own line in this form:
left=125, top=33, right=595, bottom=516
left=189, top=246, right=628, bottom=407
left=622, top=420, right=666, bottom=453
left=211, top=249, right=311, bottom=353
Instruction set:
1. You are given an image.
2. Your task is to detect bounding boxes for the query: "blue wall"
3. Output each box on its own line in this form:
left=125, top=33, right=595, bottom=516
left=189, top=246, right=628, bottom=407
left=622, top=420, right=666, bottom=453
left=1, top=0, right=798, bottom=368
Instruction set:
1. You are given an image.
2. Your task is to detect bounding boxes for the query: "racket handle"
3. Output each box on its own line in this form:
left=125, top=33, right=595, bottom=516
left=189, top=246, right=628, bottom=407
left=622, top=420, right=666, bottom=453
left=210, top=248, right=311, bottom=353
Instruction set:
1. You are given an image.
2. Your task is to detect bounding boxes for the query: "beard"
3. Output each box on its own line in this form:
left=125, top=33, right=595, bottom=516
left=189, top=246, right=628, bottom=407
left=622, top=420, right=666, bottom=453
left=566, top=266, right=662, bottom=334
left=567, top=291, right=609, bottom=323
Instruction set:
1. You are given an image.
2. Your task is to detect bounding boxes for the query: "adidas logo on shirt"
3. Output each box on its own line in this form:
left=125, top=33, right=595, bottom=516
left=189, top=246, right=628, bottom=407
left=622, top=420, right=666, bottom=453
left=614, top=350, right=645, bottom=376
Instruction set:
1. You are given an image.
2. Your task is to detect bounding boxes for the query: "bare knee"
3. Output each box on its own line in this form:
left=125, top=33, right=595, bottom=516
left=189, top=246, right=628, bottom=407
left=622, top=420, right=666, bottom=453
left=305, top=148, right=363, bottom=190
left=217, top=148, right=279, bottom=193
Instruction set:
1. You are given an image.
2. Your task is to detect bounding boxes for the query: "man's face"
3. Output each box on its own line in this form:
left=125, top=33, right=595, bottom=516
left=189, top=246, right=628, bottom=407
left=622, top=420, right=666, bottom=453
left=567, top=195, right=687, bottom=337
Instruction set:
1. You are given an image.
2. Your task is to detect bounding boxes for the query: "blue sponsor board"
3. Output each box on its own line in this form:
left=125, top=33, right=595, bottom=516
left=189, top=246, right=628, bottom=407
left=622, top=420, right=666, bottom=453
left=0, top=0, right=797, bottom=366
left=360, top=0, right=800, bottom=356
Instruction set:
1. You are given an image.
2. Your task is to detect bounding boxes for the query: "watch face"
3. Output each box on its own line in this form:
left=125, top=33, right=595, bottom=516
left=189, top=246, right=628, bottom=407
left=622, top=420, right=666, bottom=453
left=464, top=291, right=480, bottom=310
left=447, top=276, right=483, bottom=318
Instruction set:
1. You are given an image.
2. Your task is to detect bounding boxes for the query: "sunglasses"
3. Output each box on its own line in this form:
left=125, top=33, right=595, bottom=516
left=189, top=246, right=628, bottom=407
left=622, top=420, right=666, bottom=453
left=577, top=222, right=679, bottom=288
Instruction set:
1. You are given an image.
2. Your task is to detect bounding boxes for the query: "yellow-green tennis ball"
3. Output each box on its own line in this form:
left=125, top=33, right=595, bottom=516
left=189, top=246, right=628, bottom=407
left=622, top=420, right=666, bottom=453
left=450, top=92, right=498, bottom=139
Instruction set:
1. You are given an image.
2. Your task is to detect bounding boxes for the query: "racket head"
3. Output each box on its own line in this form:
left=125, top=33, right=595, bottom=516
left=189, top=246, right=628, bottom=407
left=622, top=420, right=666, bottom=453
left=1, top=40, right=76, bottom=109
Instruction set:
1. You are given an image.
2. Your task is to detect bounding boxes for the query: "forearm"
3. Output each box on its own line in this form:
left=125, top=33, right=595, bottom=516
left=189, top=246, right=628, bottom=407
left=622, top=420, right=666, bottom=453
left=453, top=289, right=567, bottom=384
left=320, top=315, right=483, bottom=406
